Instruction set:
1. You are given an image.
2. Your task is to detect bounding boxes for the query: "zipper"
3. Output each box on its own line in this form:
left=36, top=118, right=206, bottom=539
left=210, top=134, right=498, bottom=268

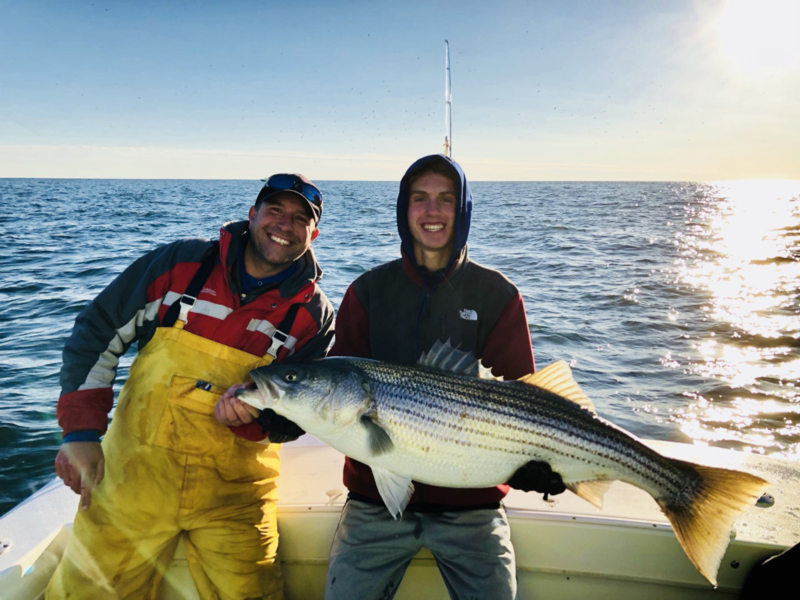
left=413, top=283, right=433, bottom=360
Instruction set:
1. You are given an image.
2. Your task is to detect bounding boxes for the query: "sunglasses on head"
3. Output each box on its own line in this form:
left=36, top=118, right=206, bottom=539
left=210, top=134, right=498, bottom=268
left=262, top=174, right=322, bottom=208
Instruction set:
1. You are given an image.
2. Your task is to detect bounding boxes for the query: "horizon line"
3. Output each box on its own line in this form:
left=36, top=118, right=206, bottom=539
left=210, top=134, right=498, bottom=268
left=2, top=176, right=799, bottom=184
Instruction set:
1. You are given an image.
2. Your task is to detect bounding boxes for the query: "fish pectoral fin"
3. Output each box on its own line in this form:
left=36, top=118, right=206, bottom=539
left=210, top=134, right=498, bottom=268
left=517, top=361, right=596, bottom=413
left=360, top=415, right=394, bottom=457
left=372, top=468, right=414, bottom=519
left=567, top=480, right=613, bottom=509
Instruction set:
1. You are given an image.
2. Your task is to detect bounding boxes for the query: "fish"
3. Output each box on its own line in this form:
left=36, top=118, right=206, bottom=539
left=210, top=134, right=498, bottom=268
left=237, top=341, right=768, bottom=586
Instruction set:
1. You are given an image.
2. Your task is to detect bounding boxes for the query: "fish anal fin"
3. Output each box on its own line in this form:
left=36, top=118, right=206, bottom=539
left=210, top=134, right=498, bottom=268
left=360, top=414, right=394, bottom=457
left=518, top=361, right=595, bottom=412
left=372, top=467, right=414, bottom=519
left=567, top=480, right=612, bottom=509
left=659, top=462, right=768, bottom=586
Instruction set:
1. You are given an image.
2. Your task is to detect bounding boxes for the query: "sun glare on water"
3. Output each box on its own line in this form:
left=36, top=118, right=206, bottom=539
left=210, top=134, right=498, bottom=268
left=674, top=180, right=800, bottom=458
left=714, top=0, right=800, bottom=76
left=702, top=181, right=800, bottom=339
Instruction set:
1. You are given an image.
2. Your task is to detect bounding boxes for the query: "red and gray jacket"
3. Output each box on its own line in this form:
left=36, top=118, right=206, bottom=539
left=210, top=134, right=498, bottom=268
left=57, top=219, right=334, bottom=442
left=330, top=154, right=535, bottom=510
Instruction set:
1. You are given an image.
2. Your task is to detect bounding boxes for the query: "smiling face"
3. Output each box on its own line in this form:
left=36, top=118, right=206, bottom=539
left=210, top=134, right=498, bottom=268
left=246, top=192, right=319, bottom=278
left=407, top=171, right=457, bottom=271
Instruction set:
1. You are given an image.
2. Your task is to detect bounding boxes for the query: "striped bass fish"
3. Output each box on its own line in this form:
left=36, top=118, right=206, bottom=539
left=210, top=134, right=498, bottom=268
left=238, top=341, right=768, bottom=585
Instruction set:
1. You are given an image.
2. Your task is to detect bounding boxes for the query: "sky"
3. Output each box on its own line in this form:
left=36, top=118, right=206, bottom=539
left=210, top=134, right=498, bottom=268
left=1, top=0, right=798, bottom=181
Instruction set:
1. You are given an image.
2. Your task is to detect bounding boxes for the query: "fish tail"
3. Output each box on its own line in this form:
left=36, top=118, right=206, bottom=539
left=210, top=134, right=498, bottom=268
left=659, top=461, right=768, bottom=586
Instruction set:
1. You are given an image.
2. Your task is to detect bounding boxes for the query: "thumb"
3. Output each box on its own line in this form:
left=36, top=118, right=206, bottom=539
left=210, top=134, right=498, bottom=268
left=80, top=484, right=93, bottom=511
left=95, top=456, right=105, bottom=487
left=80, top=458, right=104, bottom=511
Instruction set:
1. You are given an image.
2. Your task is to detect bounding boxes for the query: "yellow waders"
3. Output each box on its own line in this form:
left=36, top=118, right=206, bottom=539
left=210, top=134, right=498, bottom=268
left=47, top=325, right=284, bottom=600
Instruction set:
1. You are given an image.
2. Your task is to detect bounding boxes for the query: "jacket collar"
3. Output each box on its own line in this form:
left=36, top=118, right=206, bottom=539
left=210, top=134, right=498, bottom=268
left=401, top=245, right=469, bottom=290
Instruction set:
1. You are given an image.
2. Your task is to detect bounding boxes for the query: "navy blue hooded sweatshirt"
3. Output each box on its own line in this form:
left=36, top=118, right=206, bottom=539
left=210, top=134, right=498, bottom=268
left=330, top=154, right=535, bottom=509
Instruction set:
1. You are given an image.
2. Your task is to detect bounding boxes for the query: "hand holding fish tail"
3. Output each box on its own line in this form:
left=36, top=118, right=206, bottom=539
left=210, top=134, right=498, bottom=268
left=507, top=460, right=566, bottom=499
left=54, top=441, right=105, bottom=511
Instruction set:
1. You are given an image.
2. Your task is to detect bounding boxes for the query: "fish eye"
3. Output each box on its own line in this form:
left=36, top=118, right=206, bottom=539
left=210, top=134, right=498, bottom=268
left=285, top=371, right=298, bottom=383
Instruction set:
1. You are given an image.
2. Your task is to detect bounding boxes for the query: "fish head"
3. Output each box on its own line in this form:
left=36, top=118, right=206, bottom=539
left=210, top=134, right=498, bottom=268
left=242, top=358, right=372, bottom=436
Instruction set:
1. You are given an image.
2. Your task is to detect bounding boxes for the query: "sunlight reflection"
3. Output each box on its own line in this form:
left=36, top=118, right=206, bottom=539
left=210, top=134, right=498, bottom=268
left=678, top=393, right=800, bottom=454
left=674, top=180, right=800, bottom=455
left=680, top=180, right=800, bottom=340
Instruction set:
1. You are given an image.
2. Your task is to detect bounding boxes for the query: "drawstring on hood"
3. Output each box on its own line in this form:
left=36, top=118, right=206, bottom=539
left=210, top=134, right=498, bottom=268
left=397, top=154, right=472, bottom=277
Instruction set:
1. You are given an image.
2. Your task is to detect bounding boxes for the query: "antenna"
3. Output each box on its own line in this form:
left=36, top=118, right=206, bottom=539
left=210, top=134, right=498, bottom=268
left=444, top=40, right=452, bottom=157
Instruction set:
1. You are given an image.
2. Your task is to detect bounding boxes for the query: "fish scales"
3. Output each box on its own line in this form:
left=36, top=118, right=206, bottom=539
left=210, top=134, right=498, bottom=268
left=354, top=359, right=691, bottom=496
left=241, top=345, right=769, bottom=585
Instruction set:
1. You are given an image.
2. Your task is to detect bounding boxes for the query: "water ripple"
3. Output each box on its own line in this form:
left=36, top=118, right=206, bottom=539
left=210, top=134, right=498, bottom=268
left=1, top=178, right=799, bottom=514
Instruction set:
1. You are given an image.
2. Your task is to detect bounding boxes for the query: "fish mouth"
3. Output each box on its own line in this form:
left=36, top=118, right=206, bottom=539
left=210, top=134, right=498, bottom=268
left=260, top=377, right=285, bottom=405
left=238, top=374, right=284, bottom=409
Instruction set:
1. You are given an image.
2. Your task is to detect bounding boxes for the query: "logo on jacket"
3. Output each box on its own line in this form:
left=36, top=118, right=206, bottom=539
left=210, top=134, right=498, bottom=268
left=201, top=287, right=217, bottom=297
left=459, top=309, right=478, bottom=321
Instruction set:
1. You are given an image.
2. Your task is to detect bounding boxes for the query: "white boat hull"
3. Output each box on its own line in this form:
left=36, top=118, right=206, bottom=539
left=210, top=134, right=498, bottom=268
left=1, top=437, right=797, bottom=599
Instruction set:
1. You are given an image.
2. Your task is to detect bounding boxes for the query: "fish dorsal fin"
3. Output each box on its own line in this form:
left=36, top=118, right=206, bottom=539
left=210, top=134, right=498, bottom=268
left=419, top=340, right=499, bottom=380
left=372, top=467, right=415, bottom=519
left=518, top=361, right=595, bottom=413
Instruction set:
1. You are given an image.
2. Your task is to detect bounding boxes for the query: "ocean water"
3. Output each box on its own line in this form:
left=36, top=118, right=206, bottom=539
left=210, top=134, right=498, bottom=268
left=1, top=178, right=798, bottom=516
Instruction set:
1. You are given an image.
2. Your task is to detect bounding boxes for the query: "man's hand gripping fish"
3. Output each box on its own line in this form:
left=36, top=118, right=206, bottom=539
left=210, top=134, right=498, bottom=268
left=237, top=341, right=768, bottom=585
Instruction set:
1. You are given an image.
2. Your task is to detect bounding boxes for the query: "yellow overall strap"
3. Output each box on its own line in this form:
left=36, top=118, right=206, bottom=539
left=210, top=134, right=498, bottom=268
left=162, top=238, right=303, bottom=363
left=162, top=241, right=219, bottom=330
left=261, top=302, right=302, bottom=363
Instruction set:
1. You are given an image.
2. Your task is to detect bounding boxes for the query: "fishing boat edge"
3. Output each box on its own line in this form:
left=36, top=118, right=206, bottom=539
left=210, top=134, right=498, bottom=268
left=0, top=437, right=797, bottom=600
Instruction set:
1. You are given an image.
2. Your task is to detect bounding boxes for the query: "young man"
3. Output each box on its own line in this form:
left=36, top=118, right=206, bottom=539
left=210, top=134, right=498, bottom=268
left=324, top=155, right=564, bottom=600
left=47, top=174, right=334, bottom=600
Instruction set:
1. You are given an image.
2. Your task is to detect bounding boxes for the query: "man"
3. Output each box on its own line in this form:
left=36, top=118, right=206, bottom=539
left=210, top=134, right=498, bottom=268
left=324, top=155, right=564, bottom=600
left=47, top=174, right=334, bottom=600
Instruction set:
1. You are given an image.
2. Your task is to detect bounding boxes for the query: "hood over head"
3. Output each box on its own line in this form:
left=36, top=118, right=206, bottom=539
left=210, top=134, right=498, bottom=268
left=397, top=154, right=472, bottom=274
